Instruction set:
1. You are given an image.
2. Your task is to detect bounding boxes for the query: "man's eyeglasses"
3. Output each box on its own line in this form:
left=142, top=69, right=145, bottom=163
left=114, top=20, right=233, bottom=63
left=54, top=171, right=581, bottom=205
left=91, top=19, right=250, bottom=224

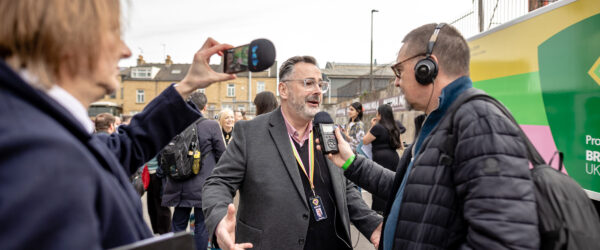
left=282, top=78, right=330, bottom=93
left=390, top=53, right=425, bottom=79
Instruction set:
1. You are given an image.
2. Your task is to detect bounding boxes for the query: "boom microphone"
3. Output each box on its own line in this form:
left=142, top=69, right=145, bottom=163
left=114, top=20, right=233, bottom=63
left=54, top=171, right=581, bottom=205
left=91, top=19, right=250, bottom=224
left=313, top=112, right=339, bottom=154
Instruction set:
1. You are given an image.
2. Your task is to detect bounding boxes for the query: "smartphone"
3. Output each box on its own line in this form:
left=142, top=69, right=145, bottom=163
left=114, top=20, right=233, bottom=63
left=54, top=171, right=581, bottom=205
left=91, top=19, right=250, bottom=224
left=223, top=44, right=250, bottom=74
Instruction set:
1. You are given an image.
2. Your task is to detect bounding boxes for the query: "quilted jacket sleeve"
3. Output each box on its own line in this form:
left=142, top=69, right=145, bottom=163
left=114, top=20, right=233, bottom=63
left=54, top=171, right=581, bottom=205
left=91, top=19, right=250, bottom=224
left=454, top=100, right=539, bottom=249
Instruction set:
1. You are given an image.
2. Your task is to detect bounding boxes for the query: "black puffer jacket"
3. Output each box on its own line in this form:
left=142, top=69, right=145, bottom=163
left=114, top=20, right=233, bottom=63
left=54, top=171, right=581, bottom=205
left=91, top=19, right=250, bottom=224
left=345, top=89, right=539, bottom=249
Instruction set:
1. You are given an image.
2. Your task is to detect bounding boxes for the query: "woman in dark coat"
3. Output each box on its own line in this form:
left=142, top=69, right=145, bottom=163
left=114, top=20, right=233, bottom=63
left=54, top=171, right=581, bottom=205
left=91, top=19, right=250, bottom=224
left=0, top=1, right=235, bottom=249
left=362, top=104, right=403, bottom=213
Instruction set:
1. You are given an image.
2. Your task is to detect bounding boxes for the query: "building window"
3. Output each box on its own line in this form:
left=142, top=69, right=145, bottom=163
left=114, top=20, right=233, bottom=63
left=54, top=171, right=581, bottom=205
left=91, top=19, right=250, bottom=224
left=136, top=89, right=145, bottom=103
left=227, top=84, right=235, bottom=97
left=257, top=81, right=265, bottom=93
left=131, top=68, right=152, bottom=78
left=199, top=88, right=205, bottom=94
left=222, top=104, right=233, bottom=110
left=237, top=104, right=245, bottom=111
left=120, top=87, right=124, bottom=99
left=208, top=104, right=216, bottom=110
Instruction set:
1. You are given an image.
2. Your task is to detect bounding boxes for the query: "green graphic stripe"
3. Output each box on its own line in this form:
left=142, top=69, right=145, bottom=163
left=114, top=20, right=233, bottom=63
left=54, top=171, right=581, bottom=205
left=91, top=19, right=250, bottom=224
left=473, top=72, right=549, bottom=126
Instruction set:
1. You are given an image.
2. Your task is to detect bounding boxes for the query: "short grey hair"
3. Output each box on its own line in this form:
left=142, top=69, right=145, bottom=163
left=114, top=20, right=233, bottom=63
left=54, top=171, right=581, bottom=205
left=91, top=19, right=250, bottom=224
left=402, top=23, right=470, bottom=76
left=278, top=56, right=318, bottom=81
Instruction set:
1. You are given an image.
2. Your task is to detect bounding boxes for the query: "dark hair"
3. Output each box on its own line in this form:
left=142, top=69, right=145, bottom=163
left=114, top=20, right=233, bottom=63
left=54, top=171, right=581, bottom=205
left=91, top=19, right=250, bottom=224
left=189, top=91, right=207, bottom=111
left=95, top=112, right=115, bottom=132
left=402, top=23, right=470, bottom=76
left=121, top=114, right=132, bottom=124
left=377, top=104, right=401, bottom=149
left=279, top=56, right=317, bottom=80
left=348, top=102, right=363, bottom=122
left=254, top=91, right=278, bottom=116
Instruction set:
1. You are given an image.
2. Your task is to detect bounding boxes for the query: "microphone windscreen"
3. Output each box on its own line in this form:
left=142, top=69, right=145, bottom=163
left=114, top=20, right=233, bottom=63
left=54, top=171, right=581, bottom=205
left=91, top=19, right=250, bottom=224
left=248, top=39, right=276, bottom=72
left=314, top=111, right=334, bottom=125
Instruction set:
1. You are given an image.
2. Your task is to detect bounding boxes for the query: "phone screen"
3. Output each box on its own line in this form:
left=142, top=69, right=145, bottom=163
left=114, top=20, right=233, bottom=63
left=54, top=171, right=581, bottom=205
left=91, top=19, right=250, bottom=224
left=223, top=44, right=249, bottom=73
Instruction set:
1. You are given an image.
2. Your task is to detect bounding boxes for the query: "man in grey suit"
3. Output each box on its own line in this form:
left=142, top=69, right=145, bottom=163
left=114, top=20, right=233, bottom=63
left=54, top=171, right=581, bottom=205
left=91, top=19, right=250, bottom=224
left=202, top=56, right=383, bottom=250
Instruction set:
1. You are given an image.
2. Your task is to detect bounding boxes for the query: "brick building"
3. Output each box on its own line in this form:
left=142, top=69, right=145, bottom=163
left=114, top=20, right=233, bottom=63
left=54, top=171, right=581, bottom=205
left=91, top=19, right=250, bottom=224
left=93, top=55, right=278, bottom=118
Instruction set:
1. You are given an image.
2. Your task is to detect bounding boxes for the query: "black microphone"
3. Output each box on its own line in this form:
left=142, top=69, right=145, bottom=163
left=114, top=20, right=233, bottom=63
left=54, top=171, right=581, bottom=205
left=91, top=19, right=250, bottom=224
left=313, top=111, right=339, bottom=154
left=248, top=39, right=276, bottom=72
left=222, top=38, right=276, bottom=74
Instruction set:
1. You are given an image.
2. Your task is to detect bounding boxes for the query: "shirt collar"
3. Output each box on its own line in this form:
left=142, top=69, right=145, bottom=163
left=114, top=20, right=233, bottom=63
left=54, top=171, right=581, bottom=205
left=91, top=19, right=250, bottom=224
left=46, top=85, right=95, bottom=134
left=17, top=69, right=94, bottom=134
left=281, top=109, right=313, bottom=147
left=435, top=76, right=473, bottom=116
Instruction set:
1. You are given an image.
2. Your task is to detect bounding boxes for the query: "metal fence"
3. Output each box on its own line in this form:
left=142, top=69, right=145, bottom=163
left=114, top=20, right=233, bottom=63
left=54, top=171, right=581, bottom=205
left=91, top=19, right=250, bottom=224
left=450, top=0, right=560, bottom=38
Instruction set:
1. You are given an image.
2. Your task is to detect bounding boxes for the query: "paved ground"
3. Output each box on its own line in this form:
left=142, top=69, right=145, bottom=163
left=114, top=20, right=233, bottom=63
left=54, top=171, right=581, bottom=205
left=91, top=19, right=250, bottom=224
left=141, top=190, right=377, bottom=250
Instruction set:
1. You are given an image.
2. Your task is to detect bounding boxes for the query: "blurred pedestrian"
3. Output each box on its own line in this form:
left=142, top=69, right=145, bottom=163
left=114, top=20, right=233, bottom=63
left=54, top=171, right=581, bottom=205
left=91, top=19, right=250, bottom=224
left=217, top=108, right=234, bottom=146
left=95, top=112, right=116, bottom=134
left=253, top=91, right=278, bottom=116
left=344, top=102, right=365, bottom=153
left=161, top=92, right=226, bottom=250
left=362, top=104, right=402, bottom=213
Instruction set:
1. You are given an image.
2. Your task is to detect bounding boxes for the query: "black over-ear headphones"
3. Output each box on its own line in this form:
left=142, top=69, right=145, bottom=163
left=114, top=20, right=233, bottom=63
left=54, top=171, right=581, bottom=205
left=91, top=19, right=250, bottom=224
left=414, top=23, right=446, bottom=85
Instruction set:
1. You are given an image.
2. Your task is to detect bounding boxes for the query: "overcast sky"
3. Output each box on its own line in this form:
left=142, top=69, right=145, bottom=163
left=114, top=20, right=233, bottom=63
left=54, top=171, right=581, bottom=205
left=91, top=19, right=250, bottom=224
left=119, top=0, right=473, bottom=68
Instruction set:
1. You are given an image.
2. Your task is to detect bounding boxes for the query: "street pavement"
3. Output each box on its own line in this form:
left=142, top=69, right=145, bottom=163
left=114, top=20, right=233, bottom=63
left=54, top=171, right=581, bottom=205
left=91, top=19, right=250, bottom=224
left=141, top=189, right=377, bottom=250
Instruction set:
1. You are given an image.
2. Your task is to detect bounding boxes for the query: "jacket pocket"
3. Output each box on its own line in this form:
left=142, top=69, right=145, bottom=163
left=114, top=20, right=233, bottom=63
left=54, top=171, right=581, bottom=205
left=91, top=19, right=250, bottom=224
left=236, top=219, right=262, bottom=250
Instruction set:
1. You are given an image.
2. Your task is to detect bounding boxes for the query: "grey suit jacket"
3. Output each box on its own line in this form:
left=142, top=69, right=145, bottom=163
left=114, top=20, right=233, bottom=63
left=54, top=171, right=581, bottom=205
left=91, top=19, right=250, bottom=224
left=202, top=108, right=382, bottom=250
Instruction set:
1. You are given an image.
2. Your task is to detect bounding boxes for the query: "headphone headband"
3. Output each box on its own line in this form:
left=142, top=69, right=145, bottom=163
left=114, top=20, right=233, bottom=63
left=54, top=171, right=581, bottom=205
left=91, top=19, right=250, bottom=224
left=414, top=23, right=446, bottom=85
left=426, top=23, right=446, bottom=57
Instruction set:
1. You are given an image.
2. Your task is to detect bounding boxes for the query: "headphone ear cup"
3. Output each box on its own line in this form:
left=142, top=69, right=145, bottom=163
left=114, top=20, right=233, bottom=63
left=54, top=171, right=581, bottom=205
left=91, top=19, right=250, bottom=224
left=414, top=57, right=438, bottom=85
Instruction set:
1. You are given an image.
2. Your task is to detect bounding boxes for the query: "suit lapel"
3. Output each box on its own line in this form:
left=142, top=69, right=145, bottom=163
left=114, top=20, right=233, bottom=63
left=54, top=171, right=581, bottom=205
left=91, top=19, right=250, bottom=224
left=268, top=109, right=308, bottom=209
left=327, top=158, right=351, bottom=239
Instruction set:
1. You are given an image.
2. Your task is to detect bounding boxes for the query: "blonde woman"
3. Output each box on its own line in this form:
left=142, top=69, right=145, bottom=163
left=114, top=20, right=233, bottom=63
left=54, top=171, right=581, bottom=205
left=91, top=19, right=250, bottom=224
left=0, top=1, right=235, bottom=248
left=218, top=108, right=235, bottom=146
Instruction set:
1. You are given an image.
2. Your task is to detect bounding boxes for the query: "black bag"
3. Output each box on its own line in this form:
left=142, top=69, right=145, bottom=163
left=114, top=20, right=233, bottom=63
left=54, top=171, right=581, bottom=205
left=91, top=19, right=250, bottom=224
left=158, top=118, right=206, bottom=181
left=130, top=165, right=146, bottom=197
left=439, top=89, right=600, bottom=249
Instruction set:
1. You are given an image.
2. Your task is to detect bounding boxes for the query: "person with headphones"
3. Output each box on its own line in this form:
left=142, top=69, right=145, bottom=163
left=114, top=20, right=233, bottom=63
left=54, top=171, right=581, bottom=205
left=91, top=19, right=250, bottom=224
left=320, top=23, right=538, bottom=249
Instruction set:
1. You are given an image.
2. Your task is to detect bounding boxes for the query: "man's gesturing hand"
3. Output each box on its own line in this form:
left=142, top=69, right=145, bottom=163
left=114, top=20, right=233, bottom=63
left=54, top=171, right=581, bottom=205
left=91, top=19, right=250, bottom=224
left=215, top=204, right=253, bottom=250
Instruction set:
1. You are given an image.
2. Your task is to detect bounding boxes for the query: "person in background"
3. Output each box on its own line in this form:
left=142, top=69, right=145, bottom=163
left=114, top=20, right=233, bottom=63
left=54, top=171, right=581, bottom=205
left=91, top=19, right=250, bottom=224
left=362, top=104, right=402, bottom=213
left=161, top=92, right=226, bottom=250
left=253, top=90, right=278, bottom=116
left=95, top=112, right=116, bottom=134
left=122, top=114, right=133, bottom=125
left=217, top=108, right=234, bottom=146
left=145, top=156, right=172, bottom=235
left=344, top=102, right=365, bottom=153
left=234, top=110, right=248, bottom=122
left=0, top=1, right=236, bottom=248
left=114, top=116, right=122, bottom=128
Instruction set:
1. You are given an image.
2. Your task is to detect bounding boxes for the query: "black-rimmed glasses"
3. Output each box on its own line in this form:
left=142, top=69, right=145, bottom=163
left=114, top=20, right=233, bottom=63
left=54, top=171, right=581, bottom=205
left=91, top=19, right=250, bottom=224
left=390, top=53, right=425, bottom=79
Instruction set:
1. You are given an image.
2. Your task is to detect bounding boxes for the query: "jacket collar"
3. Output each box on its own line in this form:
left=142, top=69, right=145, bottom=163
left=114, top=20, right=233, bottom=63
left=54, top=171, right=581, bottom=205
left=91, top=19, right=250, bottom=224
left=0, top=60, right=92, bottom=141
left=413, top=76, right=472, bottom=156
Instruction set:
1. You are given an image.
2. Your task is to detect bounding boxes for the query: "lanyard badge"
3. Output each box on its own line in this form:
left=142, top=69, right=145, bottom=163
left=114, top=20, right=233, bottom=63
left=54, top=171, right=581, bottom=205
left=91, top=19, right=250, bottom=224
left=290, top=131, right=328, bottom=221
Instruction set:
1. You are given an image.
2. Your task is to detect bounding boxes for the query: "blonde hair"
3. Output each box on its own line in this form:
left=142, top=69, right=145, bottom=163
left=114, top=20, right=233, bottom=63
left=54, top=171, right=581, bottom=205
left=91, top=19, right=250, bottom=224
left=218, top=108, right=234, bottom=127
left=0, top=0, right=121, bottom=90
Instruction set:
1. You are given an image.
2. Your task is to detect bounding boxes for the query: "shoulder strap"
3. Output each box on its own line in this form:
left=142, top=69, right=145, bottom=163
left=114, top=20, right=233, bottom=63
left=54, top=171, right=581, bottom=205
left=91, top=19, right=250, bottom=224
left=442, top=89, right=546, bottom=166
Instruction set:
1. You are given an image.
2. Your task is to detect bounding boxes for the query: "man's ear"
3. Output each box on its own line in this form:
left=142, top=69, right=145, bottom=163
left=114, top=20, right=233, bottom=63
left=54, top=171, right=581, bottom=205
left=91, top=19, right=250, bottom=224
left=278, top=82, right=288, bottom=100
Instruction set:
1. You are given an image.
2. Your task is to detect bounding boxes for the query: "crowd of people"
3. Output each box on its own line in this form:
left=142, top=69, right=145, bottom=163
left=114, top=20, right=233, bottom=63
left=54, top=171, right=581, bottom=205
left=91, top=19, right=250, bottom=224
left=0, top=1, right=551, bottom=250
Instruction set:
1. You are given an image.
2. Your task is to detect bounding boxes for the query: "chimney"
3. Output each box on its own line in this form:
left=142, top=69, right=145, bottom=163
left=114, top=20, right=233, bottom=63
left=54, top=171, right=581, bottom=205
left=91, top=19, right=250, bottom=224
left=136, top=55, right=146, bottom=66
left=165, top=55, right=173, bottom=67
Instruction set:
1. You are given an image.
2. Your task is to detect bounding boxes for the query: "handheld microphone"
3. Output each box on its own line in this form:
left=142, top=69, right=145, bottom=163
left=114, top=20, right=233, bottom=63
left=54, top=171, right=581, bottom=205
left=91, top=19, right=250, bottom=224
left=313, top=111, right=339, bottom=154
left=222, top=38, right=276, bottom=73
